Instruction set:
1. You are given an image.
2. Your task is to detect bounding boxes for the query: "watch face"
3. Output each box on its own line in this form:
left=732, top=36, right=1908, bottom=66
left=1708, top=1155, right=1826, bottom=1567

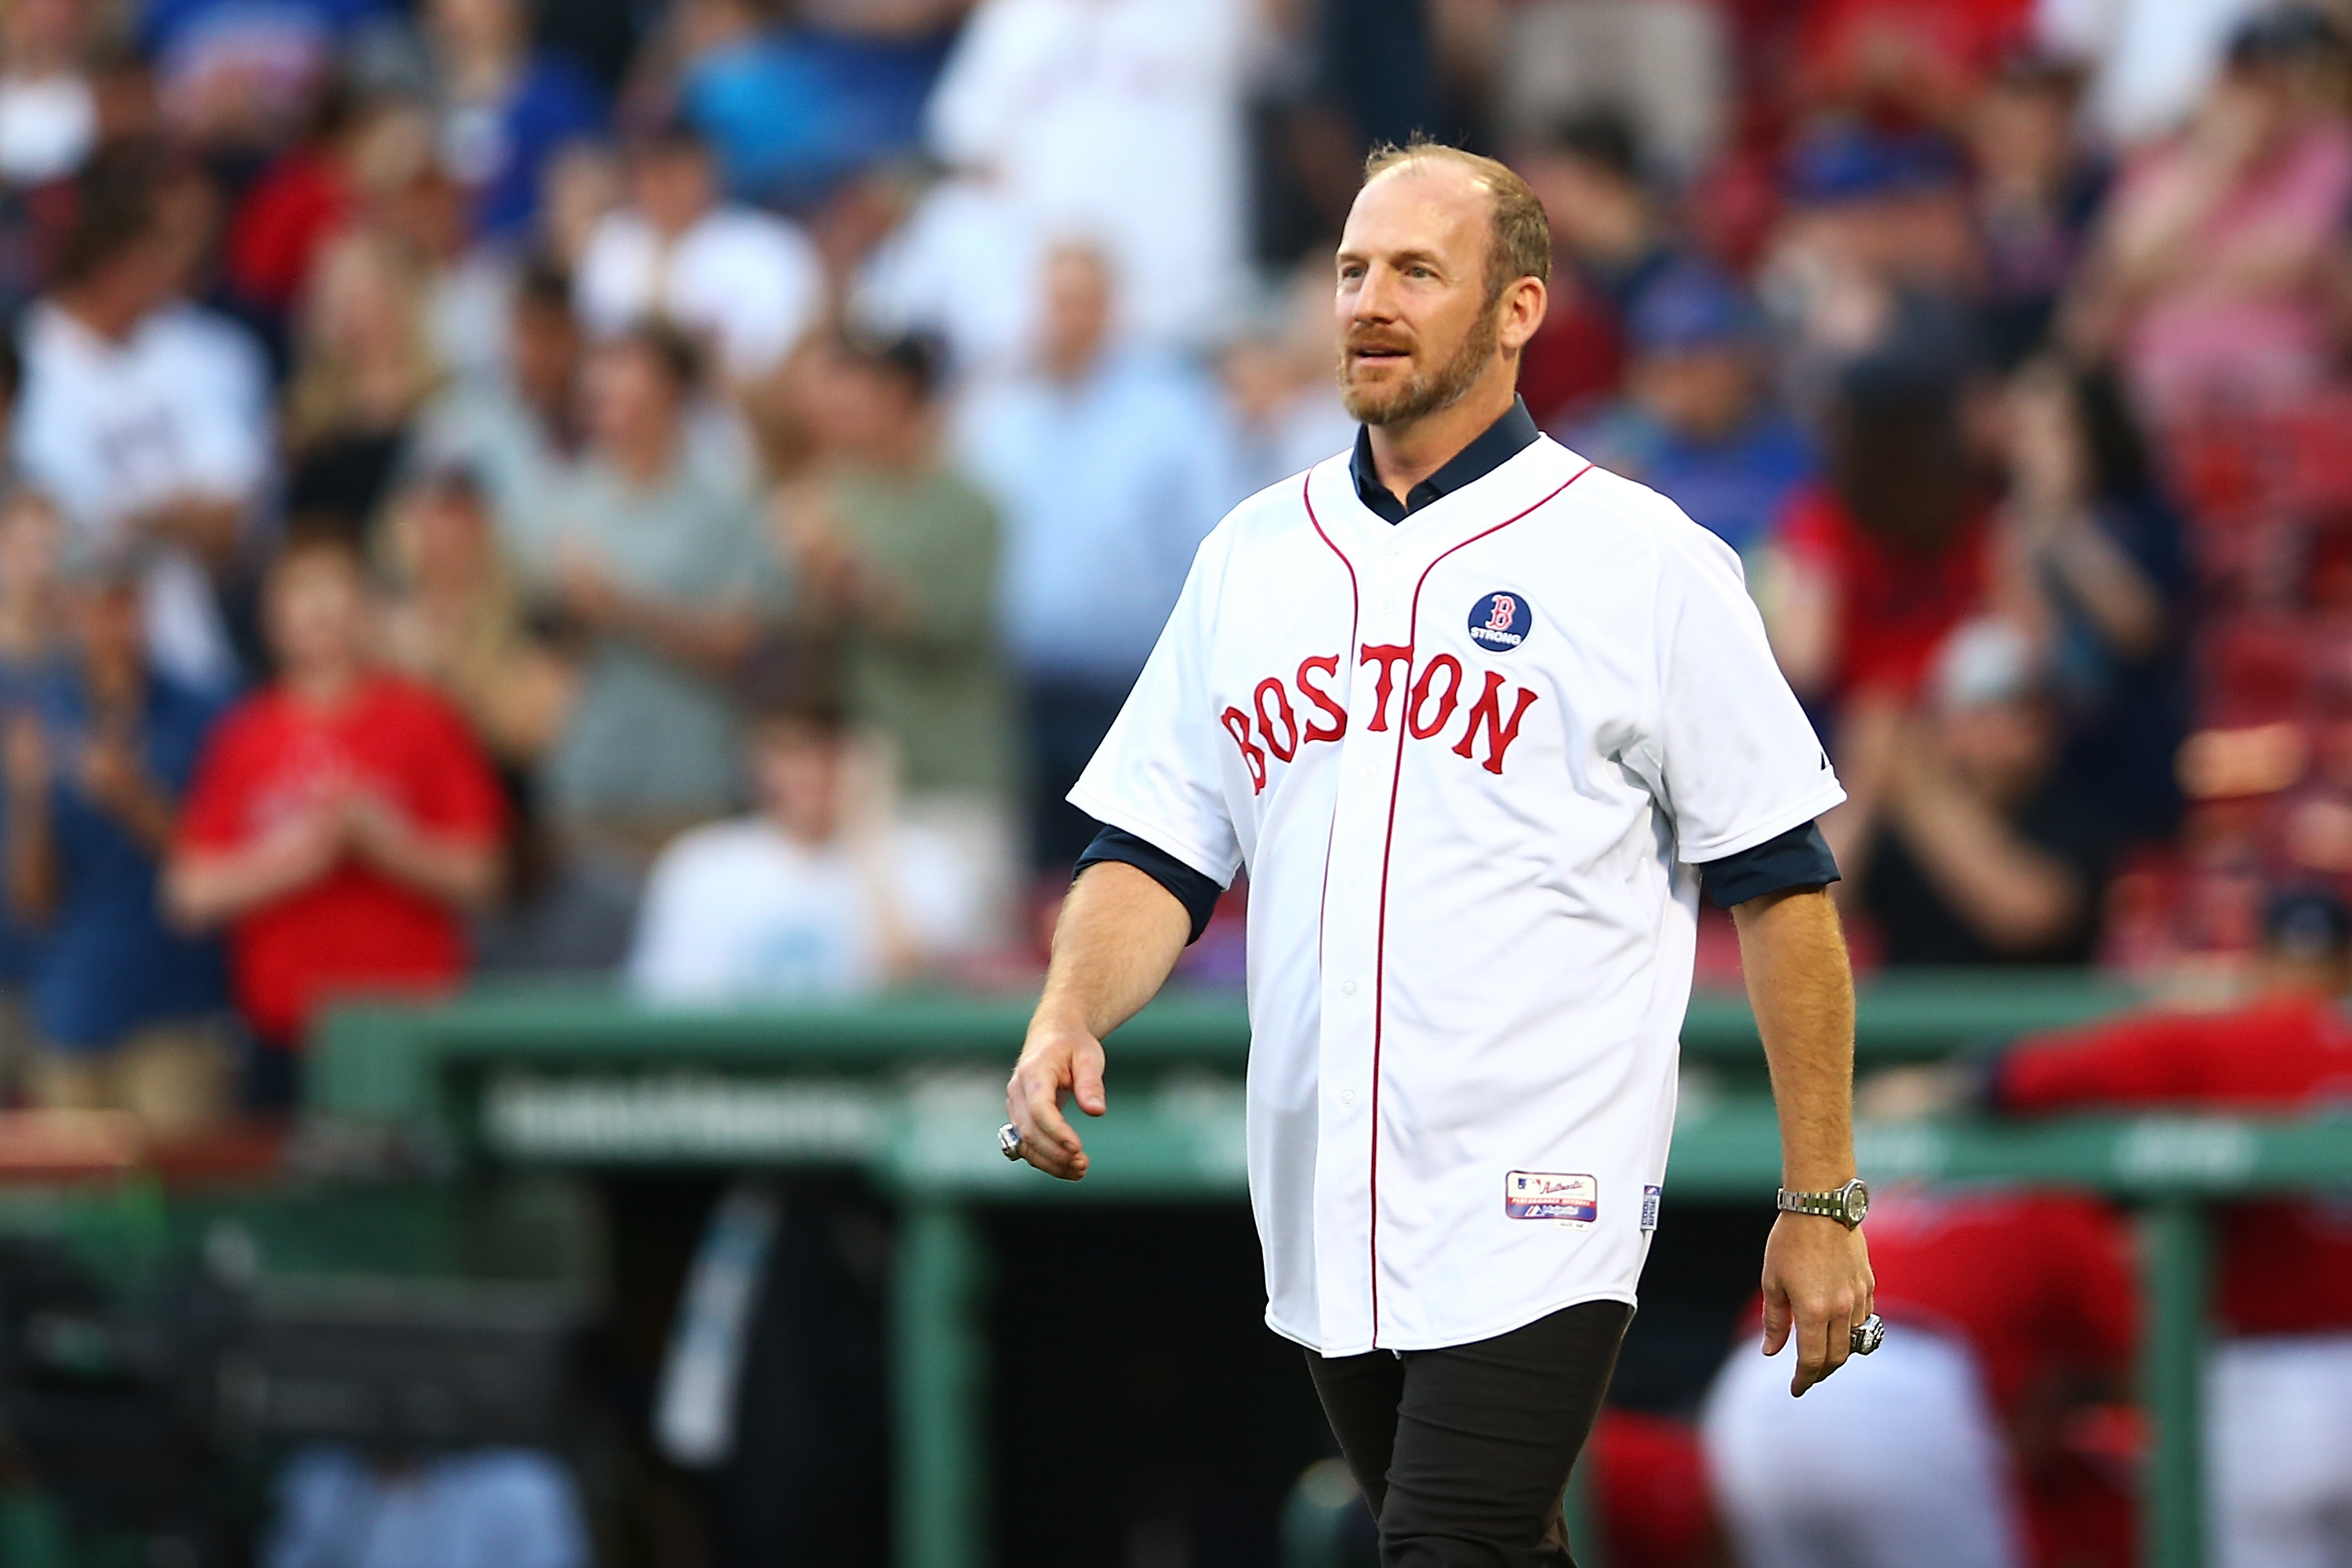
left=1846, top=1182, right=1869, bottom=1225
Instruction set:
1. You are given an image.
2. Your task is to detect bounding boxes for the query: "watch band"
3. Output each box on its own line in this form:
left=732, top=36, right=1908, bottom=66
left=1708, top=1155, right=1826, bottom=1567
left=1777, top=1178, right=1868, bottom=1228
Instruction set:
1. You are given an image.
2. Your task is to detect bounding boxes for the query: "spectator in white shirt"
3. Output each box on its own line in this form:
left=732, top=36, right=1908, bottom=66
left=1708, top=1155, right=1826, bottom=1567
left=12, top=146, right=271, bottom=695
left=2038, top=0, right=2275, bottom=147
left=923, top=0, right=1259, bottom=353
left=626, top=690, right=981, bottom=1004
left=573, top=120, right=826, bottom=386
left=0, top=0, right=96, bottom=187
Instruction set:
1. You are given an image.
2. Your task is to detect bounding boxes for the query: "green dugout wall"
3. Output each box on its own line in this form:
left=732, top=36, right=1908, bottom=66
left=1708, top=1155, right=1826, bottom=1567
left=312, top=971, right=2352, bottom=1568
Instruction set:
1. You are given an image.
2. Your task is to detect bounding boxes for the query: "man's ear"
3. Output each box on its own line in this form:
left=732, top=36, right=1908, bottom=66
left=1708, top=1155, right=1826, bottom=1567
left=1497, top=276, right=1548, bottom=357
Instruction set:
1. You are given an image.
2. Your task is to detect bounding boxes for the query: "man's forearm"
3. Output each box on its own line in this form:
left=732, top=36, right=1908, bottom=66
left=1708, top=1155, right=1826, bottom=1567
left=1733, top=886, right=1857, bottom=1189
left=1036, top=860, right=1192, bottom=1036
left=1007, top=859, right=1195, bottom=1179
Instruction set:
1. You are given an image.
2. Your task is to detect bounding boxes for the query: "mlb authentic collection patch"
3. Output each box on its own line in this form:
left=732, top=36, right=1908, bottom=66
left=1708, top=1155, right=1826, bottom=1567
left=1504, top=1171, right=1597, bottom=1226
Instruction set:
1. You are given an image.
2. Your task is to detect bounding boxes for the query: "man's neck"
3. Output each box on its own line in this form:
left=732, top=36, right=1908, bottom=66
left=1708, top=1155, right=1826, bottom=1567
left=1042, top=343, right=1104, bottom=390
left=611, top=434, right=677, bottom=488
left=52, top=282, right=146, bottom=344
left=286, top=661, right=361, bottom=710
left=1366, top=372, right=1520, bottom=505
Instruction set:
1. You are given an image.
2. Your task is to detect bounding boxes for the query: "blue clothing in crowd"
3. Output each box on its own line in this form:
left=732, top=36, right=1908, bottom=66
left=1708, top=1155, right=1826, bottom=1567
left=958, top=354, right=1228, bottom=689
left=457, top=53, right=609, bottom=240
left=266, top=1446, right=589, bottom=1568
left=682, top=27, right=951, bottom=210
left=138, top=0, right=394, bottom=56
left=1563, top=405, right=1814, bottom=557
left=27, top=669, right=225, bottom=1052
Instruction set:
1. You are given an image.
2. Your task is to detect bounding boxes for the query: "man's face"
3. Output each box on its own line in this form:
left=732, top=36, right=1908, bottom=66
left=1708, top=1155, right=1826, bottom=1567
left=753, top=721, right=844, bottom=845
left=1334, top=165, right=1506, bottom=426
left=583, top=343, right=681, bottom=456
left=71, top=583, right=144, bottom=674
left=1039, top=248, right=1112, bottom=376
left=1940, top=697, right=2056, bottom=803
left=267, top=552, right=368, bottom=675
left=636, top=145, right=714, bottom=236
left=430, top=0, right=519, bottom=53
left=510, top=298, right=581, bottom=413
left=1632, top=348, right=1755, bottom=444
left=808, top=347, right=918, bottom=460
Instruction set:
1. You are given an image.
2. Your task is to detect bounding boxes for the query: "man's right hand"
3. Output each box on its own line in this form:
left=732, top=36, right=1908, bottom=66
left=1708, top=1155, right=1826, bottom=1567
left=1005, top=1011, right=1109, bottom=1181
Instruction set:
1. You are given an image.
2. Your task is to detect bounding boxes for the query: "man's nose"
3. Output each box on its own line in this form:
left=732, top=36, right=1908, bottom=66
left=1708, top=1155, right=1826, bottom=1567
left=1348, top=265, right=1402, bottom=324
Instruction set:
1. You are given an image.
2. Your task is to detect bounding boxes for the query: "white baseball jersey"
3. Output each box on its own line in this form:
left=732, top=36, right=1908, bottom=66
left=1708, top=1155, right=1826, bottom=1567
left=1070, top=434, right=1844, bottom=1355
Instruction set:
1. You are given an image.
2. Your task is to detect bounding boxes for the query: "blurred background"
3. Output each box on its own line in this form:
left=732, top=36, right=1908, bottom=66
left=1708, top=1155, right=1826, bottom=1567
left=0, top=0, right=2345, bottom=1564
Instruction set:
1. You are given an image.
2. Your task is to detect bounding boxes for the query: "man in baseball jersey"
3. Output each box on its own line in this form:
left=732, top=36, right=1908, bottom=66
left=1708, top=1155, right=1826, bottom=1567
left=1004, top=140, right=1875, bottom=1566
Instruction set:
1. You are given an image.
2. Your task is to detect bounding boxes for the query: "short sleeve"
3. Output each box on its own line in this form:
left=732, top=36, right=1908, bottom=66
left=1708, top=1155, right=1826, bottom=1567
left=625, top=835, right=724, bottom=1003
left=175, top=706, right=261, bottom=852
left=1065, top=534, right=1245, bottom=887
left=1637, top=524, right=1846, bottom=862
left=169, top=317, right=274, bottom=501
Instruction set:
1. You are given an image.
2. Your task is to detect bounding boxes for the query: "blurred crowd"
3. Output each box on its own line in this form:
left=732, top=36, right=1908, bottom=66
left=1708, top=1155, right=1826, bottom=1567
left=0, top=2, right=2343, bottom=1565
left=0, top=0, right=2345, bottom=1134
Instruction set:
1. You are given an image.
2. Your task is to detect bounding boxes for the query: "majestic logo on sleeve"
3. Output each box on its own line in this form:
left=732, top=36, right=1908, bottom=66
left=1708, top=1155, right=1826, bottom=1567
left=1468, top=591, right=1533, bottom=652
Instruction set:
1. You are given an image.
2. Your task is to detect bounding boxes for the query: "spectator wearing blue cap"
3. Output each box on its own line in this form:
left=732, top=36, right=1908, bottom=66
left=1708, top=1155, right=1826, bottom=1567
left=1759, top=123, right=1979, bottom=415
left=1561, top=263, right=1813, bottom=557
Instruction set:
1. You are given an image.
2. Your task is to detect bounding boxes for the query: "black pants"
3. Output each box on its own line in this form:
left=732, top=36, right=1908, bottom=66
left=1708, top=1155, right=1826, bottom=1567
left=1305, top=1300, right=1634, bottom=1568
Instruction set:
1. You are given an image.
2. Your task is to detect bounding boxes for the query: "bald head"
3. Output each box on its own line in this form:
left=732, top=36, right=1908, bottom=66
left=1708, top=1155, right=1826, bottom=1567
left=1361, top=143, right=1553, bottom=304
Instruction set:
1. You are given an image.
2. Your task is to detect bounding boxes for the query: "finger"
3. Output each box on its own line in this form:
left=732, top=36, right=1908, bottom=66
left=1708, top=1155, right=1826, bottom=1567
left=1760, top=1287, right=1791, bottom=1358
left=1070, top=1042, right=1108, bottom=1117
left=1791, top=1308, right=1833, bottom=1397
left=1018, top=1134, right=1087, bottom=1181
left=1788, top=1316, right=1825, bottom=1401
left=1022, top=1073, right=1083, bottom=1157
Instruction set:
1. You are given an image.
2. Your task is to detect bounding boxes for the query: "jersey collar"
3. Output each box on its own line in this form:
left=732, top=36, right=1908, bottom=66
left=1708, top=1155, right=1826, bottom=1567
left=1312, top=423, right=1582, bottom=572
left=1348, top=397, right=1542, bottom=524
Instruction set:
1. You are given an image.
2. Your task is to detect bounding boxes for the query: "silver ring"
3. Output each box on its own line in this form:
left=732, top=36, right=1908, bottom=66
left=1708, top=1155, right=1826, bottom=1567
left=997, top=1123, right=1024, bottom=1163
left=1850, top=1314, right=1886, bottom=1356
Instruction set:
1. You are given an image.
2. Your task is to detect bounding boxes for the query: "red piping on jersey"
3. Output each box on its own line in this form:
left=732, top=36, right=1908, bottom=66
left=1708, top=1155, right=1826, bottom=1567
left=1302, top=473, right=1359, bottom=994
left=1361, top=462, right=1592, bottom=1347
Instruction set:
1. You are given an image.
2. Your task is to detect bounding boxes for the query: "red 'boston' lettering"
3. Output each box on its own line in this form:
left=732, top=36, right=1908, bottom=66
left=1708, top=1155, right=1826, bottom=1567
left=1296, top=655, right=1348, bottom=742
left=1453, top=670, right=1541, bottom=775
left=1221, top=706, right=1267, bottom=792
left=1359, top=643, right=1413, bottom=731
left=1406, top=655, right=1464, bottom=739
left=1254, top=677, right=1300, bottom=761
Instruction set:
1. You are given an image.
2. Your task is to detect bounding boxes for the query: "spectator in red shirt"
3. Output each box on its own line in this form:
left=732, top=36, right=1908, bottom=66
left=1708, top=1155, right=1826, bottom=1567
left=1985, top=887, right=2352, bottom=1568
left=1764, top=352, right=1993, bottom=873
left=165, top=528, right=505, bottom=1105
left=1765, top=356, right=1990, bottom=710
left=1703, top=1187, right=2136, bottom=1568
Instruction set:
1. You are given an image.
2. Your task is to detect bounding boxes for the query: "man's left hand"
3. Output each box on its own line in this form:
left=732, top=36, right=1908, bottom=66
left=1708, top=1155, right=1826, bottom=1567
left=1760, top=1213, right=1875, bottom=1397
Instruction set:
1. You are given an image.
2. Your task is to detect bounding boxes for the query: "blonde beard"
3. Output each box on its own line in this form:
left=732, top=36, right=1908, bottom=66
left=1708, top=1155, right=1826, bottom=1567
left=1338, top=298, right=1505, bottom=426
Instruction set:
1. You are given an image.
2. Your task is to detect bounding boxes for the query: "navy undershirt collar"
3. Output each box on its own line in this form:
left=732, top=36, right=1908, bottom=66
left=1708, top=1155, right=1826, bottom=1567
left=1349, top=397, right=1541, bottom=524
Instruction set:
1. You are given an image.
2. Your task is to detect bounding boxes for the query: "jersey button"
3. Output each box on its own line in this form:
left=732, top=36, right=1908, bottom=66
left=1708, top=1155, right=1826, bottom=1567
left=1339, top=1090, right=1356, bottom=1107
left=1341, top=980, right=1356, bottom=996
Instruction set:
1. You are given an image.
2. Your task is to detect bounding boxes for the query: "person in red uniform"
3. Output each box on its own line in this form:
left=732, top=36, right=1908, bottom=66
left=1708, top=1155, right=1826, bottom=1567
left=1704, top=1185, right=2136, bottom=1568
left=1989, top=887, right=2352, bottom=1568
left=165, top=528, right=506, bottom=1107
